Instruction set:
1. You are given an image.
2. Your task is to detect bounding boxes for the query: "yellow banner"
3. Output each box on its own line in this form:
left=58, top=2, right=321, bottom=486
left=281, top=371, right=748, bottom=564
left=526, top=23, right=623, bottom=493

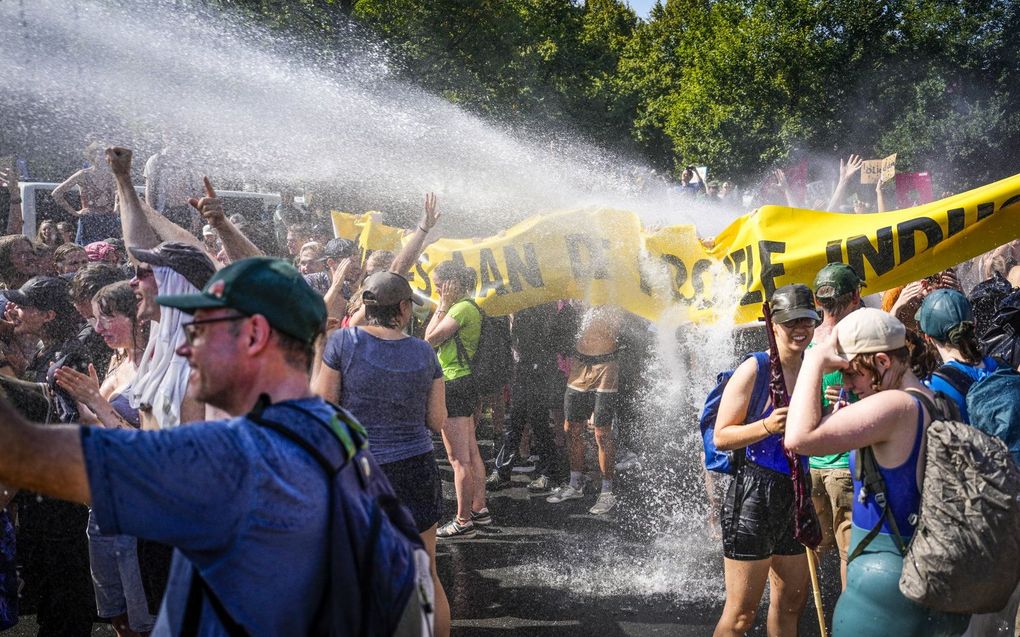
left=337, top=174, right=1020, bottom=323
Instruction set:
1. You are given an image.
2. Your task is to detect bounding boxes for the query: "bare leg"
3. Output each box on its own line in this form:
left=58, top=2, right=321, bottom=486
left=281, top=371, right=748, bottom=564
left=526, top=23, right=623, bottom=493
left=766, top=553, right=810, bottom=637
left=565, top=420, right=585, bottom=472
left=593, top=425, right=615, bottom=483
left=467, top=420, right=487, bottom=512
left=714, top=557, right=772, bottom=637
left=441, top=416, right=475, bottom=521
left=420, top=526, right=450, bottom=637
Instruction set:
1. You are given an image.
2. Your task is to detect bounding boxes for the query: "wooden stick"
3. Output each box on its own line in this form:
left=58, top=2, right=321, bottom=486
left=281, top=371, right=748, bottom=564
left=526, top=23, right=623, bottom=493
left=805, top=548, right=827, bottom=636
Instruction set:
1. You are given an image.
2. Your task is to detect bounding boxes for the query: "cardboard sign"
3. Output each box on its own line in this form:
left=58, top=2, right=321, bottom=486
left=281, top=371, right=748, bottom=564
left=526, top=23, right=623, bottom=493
left=861, top=154, right=897, bottom=184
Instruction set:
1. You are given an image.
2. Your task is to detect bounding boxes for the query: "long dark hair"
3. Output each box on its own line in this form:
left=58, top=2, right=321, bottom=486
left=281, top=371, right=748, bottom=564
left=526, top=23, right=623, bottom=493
left=94, top=281, right=148, bottom=354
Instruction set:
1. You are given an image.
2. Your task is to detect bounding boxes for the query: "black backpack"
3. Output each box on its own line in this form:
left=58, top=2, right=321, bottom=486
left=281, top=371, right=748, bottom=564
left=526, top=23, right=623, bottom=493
left=182, top=397, right=433, bottom=636
left=979, top=289, right=1020, bottom=369
left=452, top=299, right=513, bottom=395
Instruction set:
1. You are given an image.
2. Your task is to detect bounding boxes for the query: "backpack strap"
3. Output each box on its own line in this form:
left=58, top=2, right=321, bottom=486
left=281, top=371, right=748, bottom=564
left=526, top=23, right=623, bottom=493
left=932, top=364, right=975, bottom=397
left=847, top=444, right=909, bottom=562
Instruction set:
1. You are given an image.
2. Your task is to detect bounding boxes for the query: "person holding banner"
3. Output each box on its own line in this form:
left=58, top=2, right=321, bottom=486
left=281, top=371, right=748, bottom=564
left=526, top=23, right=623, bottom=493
left=425, top=261, right=490, bottom=538
left=712, top=285, right=816, bottom=637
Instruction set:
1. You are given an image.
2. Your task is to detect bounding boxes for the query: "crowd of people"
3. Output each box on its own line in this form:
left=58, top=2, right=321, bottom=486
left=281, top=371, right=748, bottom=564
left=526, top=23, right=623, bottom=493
left=0, top=142, right=1016, bottom=637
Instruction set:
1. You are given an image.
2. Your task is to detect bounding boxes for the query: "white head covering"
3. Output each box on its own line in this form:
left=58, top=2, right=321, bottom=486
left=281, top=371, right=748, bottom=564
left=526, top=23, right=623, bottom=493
left=130, top=265, right=197, bottom=429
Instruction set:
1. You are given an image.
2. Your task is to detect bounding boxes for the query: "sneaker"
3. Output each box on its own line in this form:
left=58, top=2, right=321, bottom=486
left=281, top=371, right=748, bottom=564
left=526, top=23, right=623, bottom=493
left=527, top=474, right=552, bottom=493
left=470, top=509, right=492, bottom=526
left=436, top=518, right=476, bottom=539
left=546, top=484, right=584, bottom=503
left=589, top=491, right=617, bottom=515
left=615, top=449, right=641, bottom=472
left=485, top=469, right=512, bottom=490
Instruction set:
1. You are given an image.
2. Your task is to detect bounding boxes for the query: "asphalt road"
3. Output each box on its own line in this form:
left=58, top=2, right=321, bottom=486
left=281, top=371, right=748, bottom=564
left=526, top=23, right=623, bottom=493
left=437, top=432, right=842, bottom=637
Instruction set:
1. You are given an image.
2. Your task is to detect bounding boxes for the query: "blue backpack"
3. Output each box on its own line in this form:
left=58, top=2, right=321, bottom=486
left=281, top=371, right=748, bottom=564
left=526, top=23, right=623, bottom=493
left=183, top=397, right=432, bottom=637
left=699, top=352, right=771, bottom=474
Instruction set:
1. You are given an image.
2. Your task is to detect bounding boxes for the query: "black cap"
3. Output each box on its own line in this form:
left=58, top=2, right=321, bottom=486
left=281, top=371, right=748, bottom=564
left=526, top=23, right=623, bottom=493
left=324, top=238, right=356, bottom=260
left=6, top=276, right=72, bottom=313
left=361, top=271, right=418, bottom=306
left=156, top=257, right=326, bottom=344
left=770, top=284, right=820, bottom=324
left=128, top=241, right=215, bottom=291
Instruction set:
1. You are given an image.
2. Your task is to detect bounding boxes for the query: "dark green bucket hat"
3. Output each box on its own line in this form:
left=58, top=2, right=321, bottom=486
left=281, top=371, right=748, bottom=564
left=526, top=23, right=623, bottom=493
left=157, top=257, right=327, bottom=344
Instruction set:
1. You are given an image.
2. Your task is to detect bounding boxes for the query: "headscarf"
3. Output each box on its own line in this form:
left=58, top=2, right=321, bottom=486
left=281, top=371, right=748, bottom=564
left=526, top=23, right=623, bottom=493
left=130, top=266, right=196, bottom=429
left=85, top=241, right=117, bottom=263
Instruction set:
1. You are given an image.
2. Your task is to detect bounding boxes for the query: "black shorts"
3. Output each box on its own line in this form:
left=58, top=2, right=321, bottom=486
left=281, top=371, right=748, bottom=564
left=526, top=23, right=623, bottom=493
left=445, top=375, right=479, bottom=418
left=563, top=388, right=617, bottom=428
left=380, top=451, right=443, bottom=533
left=721, top=461, right=805, bottom=560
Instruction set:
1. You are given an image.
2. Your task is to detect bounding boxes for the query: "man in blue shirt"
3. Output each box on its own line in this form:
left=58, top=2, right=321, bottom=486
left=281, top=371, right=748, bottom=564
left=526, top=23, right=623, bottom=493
left=0, top=256, right=355, bottom=635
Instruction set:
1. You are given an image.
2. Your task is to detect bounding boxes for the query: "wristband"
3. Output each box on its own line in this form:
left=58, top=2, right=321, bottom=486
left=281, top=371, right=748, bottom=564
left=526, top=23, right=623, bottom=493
left=761, top=419, right=773, bottom=435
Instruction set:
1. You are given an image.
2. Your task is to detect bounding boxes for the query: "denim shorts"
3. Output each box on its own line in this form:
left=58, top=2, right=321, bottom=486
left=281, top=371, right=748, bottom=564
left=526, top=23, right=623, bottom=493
left=86, top=510, right=155, bottom=632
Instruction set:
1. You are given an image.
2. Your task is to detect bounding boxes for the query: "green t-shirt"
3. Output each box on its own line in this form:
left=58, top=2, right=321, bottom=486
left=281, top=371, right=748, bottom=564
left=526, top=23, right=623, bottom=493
left=805, top=339, right=859, bottom=470
left=436, top=300, right=481, bottom=381
left=808, top=368, right=858, bottom=470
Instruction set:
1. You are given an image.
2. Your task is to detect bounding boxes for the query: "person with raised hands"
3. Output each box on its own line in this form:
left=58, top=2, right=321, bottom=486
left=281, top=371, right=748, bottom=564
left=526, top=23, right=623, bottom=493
left=0, top=159, right=23, bottom=235
left=825, top=154, right=864, bottom=212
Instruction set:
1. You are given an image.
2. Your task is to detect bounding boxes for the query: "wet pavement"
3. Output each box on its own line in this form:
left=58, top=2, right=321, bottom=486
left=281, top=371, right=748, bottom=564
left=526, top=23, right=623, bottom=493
left=437, top=434, right=841, bottom=637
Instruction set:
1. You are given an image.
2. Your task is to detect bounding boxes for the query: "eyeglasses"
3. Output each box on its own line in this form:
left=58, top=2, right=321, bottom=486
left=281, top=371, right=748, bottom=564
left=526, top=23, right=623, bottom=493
left=182, top=314, right=248, bottom=346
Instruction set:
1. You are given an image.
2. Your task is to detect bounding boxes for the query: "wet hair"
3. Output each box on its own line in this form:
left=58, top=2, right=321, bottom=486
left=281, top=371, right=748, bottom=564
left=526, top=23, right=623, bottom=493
left=0, top=234, right=33, bottom=289
left=54, top=243, right=86, bottom=263
left=94, top=280, right=138, bottom=321
left=817, top=291, right=857, bottom=319
left=365, top=250, right=395, bottom=275
left=69, top=263, right=127, bottom=304
left=57, top=221, right=75, bottom=236
left=935, top=321, right=984, bottom=365
left=433, top=260, right=475, bottom=295
left=364, top=301, right=404, bottom=329
left=847, top=346, right=910, bottom=394
left=94, top=280, right=147, bottom=351
left=905, top=329, right=941, bottom=380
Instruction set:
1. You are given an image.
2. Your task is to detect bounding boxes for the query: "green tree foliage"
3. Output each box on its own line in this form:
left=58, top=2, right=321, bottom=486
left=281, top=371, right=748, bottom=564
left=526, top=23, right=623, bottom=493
left=228, top=0, right=1020, bottom=189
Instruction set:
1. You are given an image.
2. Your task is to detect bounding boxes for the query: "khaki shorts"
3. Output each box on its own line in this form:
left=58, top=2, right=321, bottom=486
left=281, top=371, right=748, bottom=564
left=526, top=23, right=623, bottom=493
left=810, top=467, right=853, bottom=561
left=566, top=359, right=619, bottom=394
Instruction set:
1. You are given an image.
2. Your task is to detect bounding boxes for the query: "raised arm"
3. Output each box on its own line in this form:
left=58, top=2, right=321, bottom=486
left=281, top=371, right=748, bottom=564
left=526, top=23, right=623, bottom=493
left=390, top=192, right=440, bottom=276
left=825, top=154, right=863, bottom=212
left=774, top=168, right=797, bottom=208
left=189, top=177, right=262, bottom=263
left=106, top=147, right=161, bottom=252
left=423, top=281, right=462, bottom=347
left=0, top=161, right=22, bottom=234
left=875, top=175, right=888, bottom=212
left=50, top=170, right=89, bottom=218
left=786, top=331, right=908, bottom=455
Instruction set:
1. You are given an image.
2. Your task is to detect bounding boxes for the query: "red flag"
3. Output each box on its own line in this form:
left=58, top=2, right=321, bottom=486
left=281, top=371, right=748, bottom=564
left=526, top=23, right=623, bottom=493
left=895, top=172, right=933, bottom=208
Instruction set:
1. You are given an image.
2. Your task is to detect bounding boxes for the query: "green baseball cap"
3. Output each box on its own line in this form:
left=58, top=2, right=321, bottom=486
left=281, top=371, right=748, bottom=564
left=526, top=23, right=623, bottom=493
left=915, top=288, right=972, bottom=342
left=156, top=257, right=326, bottom=344
left=814, top=263, right=865, bottom=300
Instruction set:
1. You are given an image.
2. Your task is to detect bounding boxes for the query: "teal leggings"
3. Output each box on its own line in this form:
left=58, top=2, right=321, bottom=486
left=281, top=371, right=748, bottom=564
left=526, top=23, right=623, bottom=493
left=833, top=526, right=969, bottom=637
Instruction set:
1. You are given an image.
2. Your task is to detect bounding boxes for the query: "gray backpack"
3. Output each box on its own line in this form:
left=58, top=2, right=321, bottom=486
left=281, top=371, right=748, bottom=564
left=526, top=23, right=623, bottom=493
left=898, top=390, right=1020, bottom=614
